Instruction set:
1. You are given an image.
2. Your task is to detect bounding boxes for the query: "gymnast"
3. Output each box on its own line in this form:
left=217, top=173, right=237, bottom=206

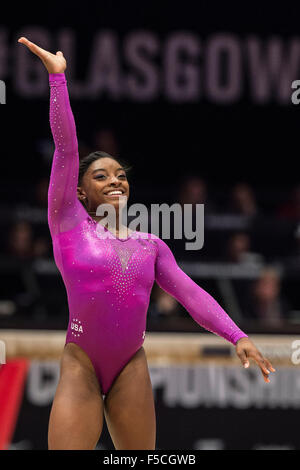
left=18, top=37, right=275, bottom=450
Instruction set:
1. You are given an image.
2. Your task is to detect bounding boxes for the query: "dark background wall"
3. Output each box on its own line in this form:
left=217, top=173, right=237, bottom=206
left=0, top=1, right=300, bottom=333
left=1, top=1, right=299, bottom=190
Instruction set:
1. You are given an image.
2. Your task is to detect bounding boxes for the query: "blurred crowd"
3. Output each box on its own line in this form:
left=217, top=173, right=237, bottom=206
left=1, top=127, right=300, bottom=332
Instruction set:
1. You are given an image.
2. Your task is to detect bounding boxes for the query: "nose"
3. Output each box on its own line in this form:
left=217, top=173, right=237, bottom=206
left=109, top=175, right=120, bottom=185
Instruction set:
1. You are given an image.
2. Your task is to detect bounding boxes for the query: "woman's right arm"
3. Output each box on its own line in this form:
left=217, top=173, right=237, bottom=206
left=18, top=37, right=87, bottom=236
left=48, top=72, right=87, bottom=235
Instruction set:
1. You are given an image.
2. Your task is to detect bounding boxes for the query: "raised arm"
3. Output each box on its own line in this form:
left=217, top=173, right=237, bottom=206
left=47, top=72, right=87, bottom=235
left=154, top=236, right=275, bottom=382
left=18, top=37, right=87, bottom=236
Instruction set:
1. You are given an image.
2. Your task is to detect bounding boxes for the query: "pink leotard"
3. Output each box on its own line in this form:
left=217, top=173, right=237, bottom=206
left=48, top=72, right=248, bottom=396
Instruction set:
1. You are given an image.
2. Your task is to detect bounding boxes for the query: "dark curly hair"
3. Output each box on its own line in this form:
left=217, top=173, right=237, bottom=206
left=78, top=151, right=132, bottom=185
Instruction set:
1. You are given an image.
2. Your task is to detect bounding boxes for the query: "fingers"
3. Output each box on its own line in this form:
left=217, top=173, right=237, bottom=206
left=243, top=352, right=269, bottom=382
left=238, top=349, right=250, bottom=369
left=264, top=357, right=276, bottom=373
left=250, top=351, right=276, bottom=383
left=237, top=341, right=276, bottom=384
left=254, top=353, right=270, bottom=375
left=18, top=37, right=50, bottom=60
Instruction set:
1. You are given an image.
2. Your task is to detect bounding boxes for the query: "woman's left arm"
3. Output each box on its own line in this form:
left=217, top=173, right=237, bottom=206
left=154, top=237, right=275, bottom=383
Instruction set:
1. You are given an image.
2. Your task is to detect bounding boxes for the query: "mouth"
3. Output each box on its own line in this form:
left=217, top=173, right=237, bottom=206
left=104, top=189, right=126, bottom=198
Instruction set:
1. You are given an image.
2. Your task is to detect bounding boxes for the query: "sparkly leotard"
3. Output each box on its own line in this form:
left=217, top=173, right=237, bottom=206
left=48, top=73, right=248, bottom=396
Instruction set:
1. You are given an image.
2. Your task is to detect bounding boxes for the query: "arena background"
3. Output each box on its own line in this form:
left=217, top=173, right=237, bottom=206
left=0, top=0, right=300, bottom=450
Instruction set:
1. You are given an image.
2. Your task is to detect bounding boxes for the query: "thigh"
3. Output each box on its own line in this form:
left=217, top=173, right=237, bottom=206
left=48, top=343, right=104, bottom=450
left=59, top=342, right=102, bottom=396
left=104, top=346, right=156, bottom=450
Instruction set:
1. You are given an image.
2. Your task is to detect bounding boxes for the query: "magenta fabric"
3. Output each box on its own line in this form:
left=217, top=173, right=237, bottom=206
left=48, top=73, right=248, bottom=395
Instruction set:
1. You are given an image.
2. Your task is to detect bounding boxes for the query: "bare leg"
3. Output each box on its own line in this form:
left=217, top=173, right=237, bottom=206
left=48, top=343, right=104, bottom=450
left=104, top=346, right=156, bottom=450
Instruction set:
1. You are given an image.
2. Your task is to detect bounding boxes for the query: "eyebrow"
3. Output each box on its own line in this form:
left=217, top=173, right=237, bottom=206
left=92, top=167, right=125, bottom=174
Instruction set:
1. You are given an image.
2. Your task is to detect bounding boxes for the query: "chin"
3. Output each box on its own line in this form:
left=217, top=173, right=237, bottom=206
left=96, top=194, right=128, bottom=210
left=102, top=199, right=126, bottom=208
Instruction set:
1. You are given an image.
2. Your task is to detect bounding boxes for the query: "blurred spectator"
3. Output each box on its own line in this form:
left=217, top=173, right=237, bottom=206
left=7, top=220, right=50, bottom=261
left=13, top=177, right=52, bottom=258
left=243, top=268, right=289, bottom=326
left=92, top=127, right=120, bottom=156
left=178, top=175, right=215, bottom=213
left=149, top=285, right=181, bottom=318
left=277, top=184, right=300, bottom=220
left=2, top=221, right=49, bottom=319
left=35, top=176, right=48, bottom=208
left=33, top=237, right=51, bottom=258
left=7, top=221, right=34, bottom=262
left=179, top=175, right=207, bottom=205
left=168, top=175, right=214, bottom=259
left=224, top=232, right=264, bottom=264
left=15, top=177, right=49, bottom=224
left=228, top=183, right=258, bottom=216
left=282, top=222, right=300, bottom=272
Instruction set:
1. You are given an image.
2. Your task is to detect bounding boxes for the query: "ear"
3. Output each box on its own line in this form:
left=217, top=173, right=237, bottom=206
left=77, top=186, right=87, bottom=202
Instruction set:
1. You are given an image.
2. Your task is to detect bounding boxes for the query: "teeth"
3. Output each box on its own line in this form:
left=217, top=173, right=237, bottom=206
left=107, top=191, right=123, bottom=195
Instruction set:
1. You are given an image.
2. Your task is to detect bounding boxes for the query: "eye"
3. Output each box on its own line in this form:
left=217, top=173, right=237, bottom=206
left=118, top=174, right=127, bottom=179
left=95, top=174, right=106, bottom=179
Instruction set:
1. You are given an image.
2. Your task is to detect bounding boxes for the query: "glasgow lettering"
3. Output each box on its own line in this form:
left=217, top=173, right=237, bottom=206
left=2, top=27, right=298, bottom=103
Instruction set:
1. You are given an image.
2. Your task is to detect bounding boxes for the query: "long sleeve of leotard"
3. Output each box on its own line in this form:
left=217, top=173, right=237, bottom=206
left=48, top=72, right=87, bottom=237
left=154, top=237, right=248, bottom=345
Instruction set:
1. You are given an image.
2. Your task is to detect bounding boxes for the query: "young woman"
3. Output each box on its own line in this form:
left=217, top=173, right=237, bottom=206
left=18, top=37, right=275, bottom=450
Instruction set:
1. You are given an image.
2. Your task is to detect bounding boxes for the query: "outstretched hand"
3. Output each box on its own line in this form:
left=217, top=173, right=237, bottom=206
left=236, top=337, right=275, bottom=383
left=18, top=37, right=66, bottom=74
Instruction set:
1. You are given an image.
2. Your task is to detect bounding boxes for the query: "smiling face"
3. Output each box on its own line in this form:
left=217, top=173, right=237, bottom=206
left=77, top=157, right=130, bottom=213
